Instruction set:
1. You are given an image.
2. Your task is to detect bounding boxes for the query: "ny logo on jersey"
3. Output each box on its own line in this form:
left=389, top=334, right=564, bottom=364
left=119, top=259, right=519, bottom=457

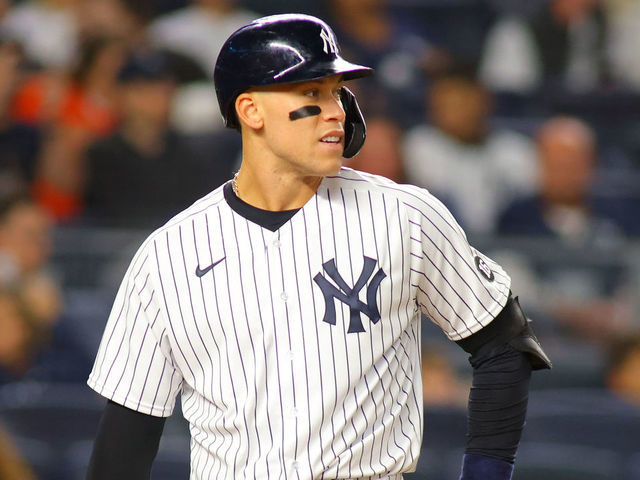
left=320, top=28, right=338, bottom=55
left=313, top=257, right=386, bottom=333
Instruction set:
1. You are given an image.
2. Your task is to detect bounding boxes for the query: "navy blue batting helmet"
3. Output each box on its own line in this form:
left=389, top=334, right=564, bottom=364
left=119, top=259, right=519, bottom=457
left=213, top=14, right=372, bottom=133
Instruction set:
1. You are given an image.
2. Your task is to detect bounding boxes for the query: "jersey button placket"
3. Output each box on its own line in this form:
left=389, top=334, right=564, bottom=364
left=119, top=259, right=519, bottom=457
left=277, top=235, right=287, bottom=301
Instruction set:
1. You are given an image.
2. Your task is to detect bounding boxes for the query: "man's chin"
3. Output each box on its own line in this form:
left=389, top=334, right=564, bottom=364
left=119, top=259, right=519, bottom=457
left=323, top=156, right=344, bottom=176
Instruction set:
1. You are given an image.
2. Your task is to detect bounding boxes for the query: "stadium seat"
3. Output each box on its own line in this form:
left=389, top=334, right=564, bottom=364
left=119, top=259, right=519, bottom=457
left=513, top=442, right=622, bottom=480
left=404, top=407, right=468, bottom=479
left=152, top=434, right=192, bottom=480
left=421, top=406, right=468, bottom=451
left=5, top=435, right=61, bottom=480
left=623, top=452, right=640, bottom=480
left=0, top=381, right=105, bottom=445
left=524, top=389, right=640, bottom=455
left=0, top=381, right=105, bottom=478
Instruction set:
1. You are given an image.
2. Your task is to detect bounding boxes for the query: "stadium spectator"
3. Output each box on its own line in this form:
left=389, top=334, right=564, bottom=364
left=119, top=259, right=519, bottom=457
left=77, top=0, right=221, bottom=135
left=148, top=0, right=251, bottom=135
left=606, top=0, right=640, bottom=92
left=11, top=34, right=126, bottom=132
left=327, top=0, right=451, bottom=128
left=83, top=50, right=225, bottom=228
left=0, top=194, right=64, bottom=385
left=403, top=66, right=537, bottom=234
left=0, top=194, right=62, bottom=325
left=0, top=195, right=53, bottom=278
left=8, top=0, right=155, bottom=129
left=0, top=277, right=87, bottom=385
left=19, top=35, right=128, bottom=221
left=480, top=0, right=610, bottom=94
left=497, top=116, right=638, bottom=241
left=0, top=0, right=80, bottom=70
left=148, top=0, right=258, bottom=77
left=496, top=116, right=636, bottom=343
left=0, top=193, right=100, bottom=384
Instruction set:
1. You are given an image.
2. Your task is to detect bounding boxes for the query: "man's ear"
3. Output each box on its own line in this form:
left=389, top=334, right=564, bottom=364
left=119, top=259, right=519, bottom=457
left=235, top=92, right=263, bottom=130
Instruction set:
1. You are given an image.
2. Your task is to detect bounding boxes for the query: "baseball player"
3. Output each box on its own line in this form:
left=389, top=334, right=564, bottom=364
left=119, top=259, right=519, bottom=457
left=86, top=13, right=551, bottom=480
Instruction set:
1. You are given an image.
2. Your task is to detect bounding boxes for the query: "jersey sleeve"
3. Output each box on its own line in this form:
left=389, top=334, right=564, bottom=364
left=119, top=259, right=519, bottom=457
left=87, top=240, right=183, bottom=417
left=408, top=188, right=511, bottom=341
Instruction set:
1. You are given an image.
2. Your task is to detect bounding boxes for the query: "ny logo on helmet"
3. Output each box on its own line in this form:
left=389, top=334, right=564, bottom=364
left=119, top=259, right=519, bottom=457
left=313, top=257, right=386, bottom=333
left=320, top=28, right=338, bottom=55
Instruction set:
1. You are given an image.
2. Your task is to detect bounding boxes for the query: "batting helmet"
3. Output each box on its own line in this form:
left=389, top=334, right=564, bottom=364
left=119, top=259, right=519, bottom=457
left=213, top=14, right=373, bottom=157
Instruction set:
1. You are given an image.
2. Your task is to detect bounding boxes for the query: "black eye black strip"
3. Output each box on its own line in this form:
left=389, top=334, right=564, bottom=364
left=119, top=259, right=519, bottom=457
left=289, top=105, right=322, bottom=121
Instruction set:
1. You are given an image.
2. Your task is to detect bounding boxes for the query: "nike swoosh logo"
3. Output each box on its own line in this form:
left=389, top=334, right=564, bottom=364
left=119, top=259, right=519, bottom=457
left=195, top=257, right=225, bottom=278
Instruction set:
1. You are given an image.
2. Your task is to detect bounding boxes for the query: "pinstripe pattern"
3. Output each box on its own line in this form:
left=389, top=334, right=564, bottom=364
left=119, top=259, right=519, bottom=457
left=88, top=167, right=511, bottom=479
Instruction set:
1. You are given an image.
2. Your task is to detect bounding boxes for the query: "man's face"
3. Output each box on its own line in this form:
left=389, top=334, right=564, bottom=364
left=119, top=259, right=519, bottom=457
left=0, top=203, right=52, bottom=274
left=538, top=128, right=594, bottom=205
left=248, top=75, right=347, bottom=178
left=551, top=0, right=596, bottom=23
left=120, top=79, right=175, bottom=126
left=429, top=77, right=489, bottom=143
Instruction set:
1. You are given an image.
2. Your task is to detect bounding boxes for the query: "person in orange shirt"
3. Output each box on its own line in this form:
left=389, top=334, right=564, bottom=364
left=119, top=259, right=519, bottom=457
left=11, top=35, right=125, bottom=134
left=15, top=35, right=127, bottom=220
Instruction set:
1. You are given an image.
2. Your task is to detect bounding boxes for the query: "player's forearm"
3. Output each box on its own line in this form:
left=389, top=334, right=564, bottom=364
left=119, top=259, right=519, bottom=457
left=86, top=400, right=166, bottom=480
left=458, top=344, right=531, bottom=480
left=465, top=343, right=532, bottom=461
left=455, top=295, right=551, bottom=479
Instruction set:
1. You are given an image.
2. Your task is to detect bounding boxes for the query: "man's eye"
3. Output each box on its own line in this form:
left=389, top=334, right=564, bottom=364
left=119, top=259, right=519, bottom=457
left=304, top=89, right=318, bottom=98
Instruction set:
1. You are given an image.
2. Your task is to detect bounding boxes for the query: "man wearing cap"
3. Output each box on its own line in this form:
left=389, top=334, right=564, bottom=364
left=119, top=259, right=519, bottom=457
left=84, top=50, right=227, bottom=227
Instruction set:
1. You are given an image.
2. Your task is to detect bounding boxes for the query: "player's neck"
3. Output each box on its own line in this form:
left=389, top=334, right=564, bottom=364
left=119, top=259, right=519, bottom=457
left=233, top=163, right=323, bottom=212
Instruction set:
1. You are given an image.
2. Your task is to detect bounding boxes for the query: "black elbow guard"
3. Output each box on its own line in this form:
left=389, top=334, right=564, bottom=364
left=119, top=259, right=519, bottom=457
left=508, top=300, right=552, bottom=370
left=457, top=296, right=552, bottom=370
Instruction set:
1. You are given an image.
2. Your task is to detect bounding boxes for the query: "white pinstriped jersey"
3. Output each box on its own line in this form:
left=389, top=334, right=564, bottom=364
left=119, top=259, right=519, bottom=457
left=88, top=167, right=511, bottom=480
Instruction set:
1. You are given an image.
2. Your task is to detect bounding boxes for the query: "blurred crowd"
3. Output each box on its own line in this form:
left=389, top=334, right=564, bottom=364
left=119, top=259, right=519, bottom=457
left=1, top=0, right=640, bottom=476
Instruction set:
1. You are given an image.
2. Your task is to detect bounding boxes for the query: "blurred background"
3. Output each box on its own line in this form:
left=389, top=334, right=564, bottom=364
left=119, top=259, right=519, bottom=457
left=0, top=0, right=639, bottom=479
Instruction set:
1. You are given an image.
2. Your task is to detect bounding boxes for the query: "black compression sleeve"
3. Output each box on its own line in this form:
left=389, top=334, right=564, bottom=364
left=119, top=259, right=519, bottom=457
left=464, top=343, right=532, bottom=463
left=86, top=400, right=166, bottom=480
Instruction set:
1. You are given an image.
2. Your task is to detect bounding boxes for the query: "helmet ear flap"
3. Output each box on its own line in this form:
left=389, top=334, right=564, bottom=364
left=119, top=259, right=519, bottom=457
left=341, top=86, right=366, bottom=158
